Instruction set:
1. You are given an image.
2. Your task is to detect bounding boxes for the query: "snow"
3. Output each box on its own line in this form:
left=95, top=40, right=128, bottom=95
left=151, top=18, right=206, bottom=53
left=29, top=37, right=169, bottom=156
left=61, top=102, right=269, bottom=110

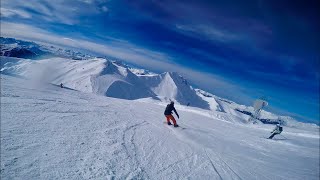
left=195, top=89, right=222, bottom=111
left=1, top=57, right=210, bottom=108
left=0, top=57, right=157, bottom=100
left=139, top=72, right=210, bottom=109
left=154, top=72, right=179, bottom=99
left=1, top=71, right=319, bottom=179
left=129, top=67, right=157, bottom=76
left=1, top=37, right=93, bottom=60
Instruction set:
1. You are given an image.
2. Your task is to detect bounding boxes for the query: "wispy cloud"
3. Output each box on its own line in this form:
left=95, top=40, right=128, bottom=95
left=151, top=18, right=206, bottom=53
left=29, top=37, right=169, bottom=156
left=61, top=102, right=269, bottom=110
left=0, top=7, right=32, bottom=19
left=1, top=0, right=109, bottom=25
left=175, top=24, right=242, bottom=43
left=1, top=22, right=170, bottom=65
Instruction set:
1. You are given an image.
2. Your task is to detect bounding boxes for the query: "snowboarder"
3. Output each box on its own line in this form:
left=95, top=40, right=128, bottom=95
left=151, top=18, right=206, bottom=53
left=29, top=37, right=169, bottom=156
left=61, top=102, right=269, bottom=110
left=164, top=101, right=180, bottom=127
left=60, top=83, right=64, bottom=88
left=268, top=123, right=283, bottom=139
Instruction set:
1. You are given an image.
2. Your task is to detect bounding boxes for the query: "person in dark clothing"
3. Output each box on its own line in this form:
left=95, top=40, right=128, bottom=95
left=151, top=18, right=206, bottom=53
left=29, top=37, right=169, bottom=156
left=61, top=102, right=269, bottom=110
left=60, top=83, right=64, bottom=88
left=268, top=123, right=283, bottom=139
left=164, top=101, right=179, bottom=127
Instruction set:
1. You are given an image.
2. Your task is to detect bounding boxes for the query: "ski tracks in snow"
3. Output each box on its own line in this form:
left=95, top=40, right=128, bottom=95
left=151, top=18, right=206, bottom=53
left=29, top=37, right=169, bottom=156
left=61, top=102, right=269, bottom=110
left=162, top=122, right=243, bottom=180
left=204, top=148, right=243, bottom=180
left=162, top=118, right=245, bottom=180
left=122, top=121, right=150, bottom=179
left=204, top=149, right=223, bottom=180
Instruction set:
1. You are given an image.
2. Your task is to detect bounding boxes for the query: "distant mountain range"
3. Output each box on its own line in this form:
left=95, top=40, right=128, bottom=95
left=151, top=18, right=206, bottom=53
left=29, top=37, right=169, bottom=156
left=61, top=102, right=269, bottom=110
left=0, top=37, right=93, bottom=60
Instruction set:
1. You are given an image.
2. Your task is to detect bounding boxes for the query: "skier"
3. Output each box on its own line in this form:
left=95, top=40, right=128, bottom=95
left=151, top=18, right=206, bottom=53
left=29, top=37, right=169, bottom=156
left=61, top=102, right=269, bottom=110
left=60, top=83, right=64, bottom=88
left=268, top=123, right=283, bottom=139
left=164, top=101, right=180, bottom=127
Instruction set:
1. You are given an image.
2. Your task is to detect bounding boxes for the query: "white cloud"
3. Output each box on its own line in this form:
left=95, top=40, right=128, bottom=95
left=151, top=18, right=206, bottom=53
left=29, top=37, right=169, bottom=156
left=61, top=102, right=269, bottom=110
left=101, top=6, right=108, bottom=12
left=176, top=24, right=242, bottom=42
left=0, top=22, right=172, bottom=66
left=79, top=0, right=94, bottom=4
left=0, top=7, right=32, bottom=19
left=1, top=0, right=108, bottom=25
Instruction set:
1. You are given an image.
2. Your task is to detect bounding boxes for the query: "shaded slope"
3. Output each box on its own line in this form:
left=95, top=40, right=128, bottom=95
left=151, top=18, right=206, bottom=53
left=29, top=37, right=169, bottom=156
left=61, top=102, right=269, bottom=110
left=93, top=60, right=157, bottom=100
left=139, top=72, right=210, bottom=109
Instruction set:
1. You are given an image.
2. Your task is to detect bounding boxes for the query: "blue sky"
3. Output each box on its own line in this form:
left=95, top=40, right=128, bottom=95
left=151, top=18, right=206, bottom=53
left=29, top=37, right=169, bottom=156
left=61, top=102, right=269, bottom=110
left=1, top=0, right=319, bottom=124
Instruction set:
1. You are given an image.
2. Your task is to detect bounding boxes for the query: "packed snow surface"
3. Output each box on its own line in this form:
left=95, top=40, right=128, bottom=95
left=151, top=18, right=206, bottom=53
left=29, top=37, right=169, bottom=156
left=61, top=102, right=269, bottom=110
left=1, top=73, right=319, bottom=179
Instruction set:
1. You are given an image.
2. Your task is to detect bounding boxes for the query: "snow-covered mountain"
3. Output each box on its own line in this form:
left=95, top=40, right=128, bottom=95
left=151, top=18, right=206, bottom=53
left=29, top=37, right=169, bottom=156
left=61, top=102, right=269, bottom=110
left=0, top=57, right=157, bottom=100
left=0, top=56, right=207, bottom=107
left=0, top=37, right=93, bottom=60
left=0, top=39, right=209, bottom=108
left=195, top=88, right=319, bottom=128
left=0, top=56, right=207, bottom=108
left=92, top=60, right=158, bottom=100
left=138, top=72, right=210, bottom=109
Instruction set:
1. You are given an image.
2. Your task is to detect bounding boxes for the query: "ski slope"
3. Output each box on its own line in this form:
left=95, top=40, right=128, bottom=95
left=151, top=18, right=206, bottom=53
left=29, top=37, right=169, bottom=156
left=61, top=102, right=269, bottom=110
left=1, top=74, right=319, bottom=180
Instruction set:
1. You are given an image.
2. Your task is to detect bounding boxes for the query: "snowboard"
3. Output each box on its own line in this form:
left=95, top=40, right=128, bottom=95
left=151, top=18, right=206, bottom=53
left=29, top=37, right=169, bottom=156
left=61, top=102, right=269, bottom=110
left=163, top=122, right=187, bottom=130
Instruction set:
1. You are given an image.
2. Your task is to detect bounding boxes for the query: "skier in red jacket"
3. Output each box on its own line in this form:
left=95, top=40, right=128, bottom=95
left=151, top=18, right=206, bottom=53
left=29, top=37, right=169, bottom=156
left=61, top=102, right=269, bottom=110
left=164, top=101, right=179, bottom=127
